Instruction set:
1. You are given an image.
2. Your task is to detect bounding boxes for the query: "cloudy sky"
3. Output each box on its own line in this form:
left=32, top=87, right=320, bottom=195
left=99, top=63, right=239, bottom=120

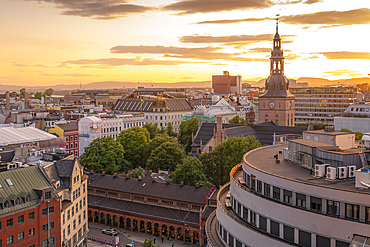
left=1, top=0, right=369, bottom=87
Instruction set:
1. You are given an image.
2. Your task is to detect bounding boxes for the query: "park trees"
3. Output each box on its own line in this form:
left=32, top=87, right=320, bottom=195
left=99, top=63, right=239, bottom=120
left=79, top=137, right=130, bottom=174
left=130, top=166, right=145, bottom=178
left=179, top=117, right=199, bottom=153
left=171, top=156, right=211, bottom=187
left=228, top=115, right=247, bottom=125
left=117, top=127, right=150, bottom=168
left=146, top=142, right=185, bottom=172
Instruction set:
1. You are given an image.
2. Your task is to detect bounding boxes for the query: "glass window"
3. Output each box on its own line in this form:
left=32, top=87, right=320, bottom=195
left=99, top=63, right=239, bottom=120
left=250, top=211, right=256, bottom=226
left=366, top=207, right=370, bottom=223
left=296, top=193, right=306, bottom=208
left=29, top=228, right=35, bottom=236
left=346, top=204, right=359, bottom=220
left=7, top=236, right=13, bottom=245
left=67, top=210, right=70, bottom=220
left=229, top=234, right=234, bottom=247
left=264, top=183, right=270, bottom=197
left=43, top=223, right=48, bottom=232
left=18, top=215, right=24, bottom=224
left=7, top=218, right=13, bottom=227
left=49, top=206, right=54, bottom=214
left=236, top=239, right=242, bottom=247
left=327, top=200, right=340, bottom=216
left=45, top=191, right=51, bottom=200
left=316, top=235, right=330, bottom=247
left=256, top=180, right=262, bottom=193
left=299, top=230, right=311, bottom=247
left=283, top=225, right=294, bottom=242
left=259, top=216, right=267, bottom=231
left=273, top=186, right=280, bottom=200
left=68, top=225, right=70, bottom=235
left=18, top=232, right=24, bottom=241
left=283, top=190, right=292, bottom=204
left=29, top=212, right=34, bottom=221
left=250, top=175, right=256, bottom=190
left=42, top=208, right=48, bottom=216
left=270, top=220, right=279, bottom=237
left=310, top=196, right=322, bottom=212
left=243, top=206, right=248, bottom=221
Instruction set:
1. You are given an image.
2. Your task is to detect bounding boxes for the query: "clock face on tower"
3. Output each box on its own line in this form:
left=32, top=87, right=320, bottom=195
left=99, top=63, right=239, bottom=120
left=268, top=101, right=276, bottom=109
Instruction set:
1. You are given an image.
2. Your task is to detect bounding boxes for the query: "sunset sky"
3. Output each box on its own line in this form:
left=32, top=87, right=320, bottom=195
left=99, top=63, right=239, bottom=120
left=1, top=0, right=370, bottom=87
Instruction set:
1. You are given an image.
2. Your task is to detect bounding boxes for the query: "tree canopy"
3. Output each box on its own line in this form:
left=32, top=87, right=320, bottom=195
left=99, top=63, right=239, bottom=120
left=79, top=137, right=130, bottom=174
left=171, top=156, right=211, bottom=187
left=130, top=166, right=145, bottom=178
left=179, top=118, right=199, bottom=153
left=143, top=123, right=159, bottom=139
left=117, top=127, right=150, bottom=168
left=144, top=134, right=176, bottom=165
left=44, top=88, right=54, bottom=96
left=20, top=88, right=26, bottom=99
left=142, top=238, right=155, bottom=247
left=146, top=142, right=185, bottom=172
left=228, top=115, right=247, bottom=125
left=200, top=136, right=261, bottom=186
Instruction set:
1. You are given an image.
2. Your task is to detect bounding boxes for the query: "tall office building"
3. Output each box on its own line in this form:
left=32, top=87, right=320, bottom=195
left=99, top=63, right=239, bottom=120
left=258, top=20, right=295, bottom=126
left=212, top=71, right=241, bottom=95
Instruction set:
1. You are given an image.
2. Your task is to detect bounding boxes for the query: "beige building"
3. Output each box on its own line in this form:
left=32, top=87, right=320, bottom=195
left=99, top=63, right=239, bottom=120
left=43, top=156, right=89, bottom=247
left=303, top=129, right=355, bottom=150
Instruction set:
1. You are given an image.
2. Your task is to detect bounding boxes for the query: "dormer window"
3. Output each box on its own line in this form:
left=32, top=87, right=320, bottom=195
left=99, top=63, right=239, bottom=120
left=4, top=200, right=10, bottom=208
left=26, top=195, right=31, bottom=202
left=16, top=198, right=21, bottom=205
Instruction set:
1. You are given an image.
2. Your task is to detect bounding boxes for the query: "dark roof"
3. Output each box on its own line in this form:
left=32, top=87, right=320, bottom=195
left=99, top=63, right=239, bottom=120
left=0, top=147, right=15, bottom=163
left=54, top=158, right=78, bottom=177
left=189, top=98, right=212, bottom=108
left=202, top=206, right=216, bottom=219
left=253, top=122, right=307, bottom=145
left=87, top=173, right=210, bottom=205
left=57, top=122, right=78, bottom=131
left=88, top=194, right=200, bottom=225
left=192, top=123, right=259, bottom=147
left=113, top=99, right=193, bottom=112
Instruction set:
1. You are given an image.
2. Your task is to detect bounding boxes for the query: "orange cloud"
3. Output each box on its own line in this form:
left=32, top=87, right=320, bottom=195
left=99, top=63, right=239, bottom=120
left=319, top=52, right=370, bottom=60
left=323, top=70, right=364, bottom=77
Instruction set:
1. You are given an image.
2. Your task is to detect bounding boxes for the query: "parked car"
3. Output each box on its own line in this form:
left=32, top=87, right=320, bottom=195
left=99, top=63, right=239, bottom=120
left=102, top=228, right=118, bottom=235
left=125, top=244, right=135, bottom=247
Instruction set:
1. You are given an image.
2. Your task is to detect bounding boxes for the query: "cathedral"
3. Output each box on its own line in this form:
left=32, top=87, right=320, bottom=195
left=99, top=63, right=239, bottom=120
left=258, top=19, right=295, bottom=126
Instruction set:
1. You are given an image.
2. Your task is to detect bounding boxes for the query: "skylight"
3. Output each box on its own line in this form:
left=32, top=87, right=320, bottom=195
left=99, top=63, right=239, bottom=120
left=6, top=179, right=13, bottom=186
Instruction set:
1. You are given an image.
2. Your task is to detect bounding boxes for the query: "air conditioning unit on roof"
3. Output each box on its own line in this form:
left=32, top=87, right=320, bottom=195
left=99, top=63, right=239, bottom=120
left=338, top=166, right=348, bottom=179
left=348, top=165, right=356, bottom=178
left=327, top=167, right=337, bottom=180
left=315, top=164, right=328, bottom=178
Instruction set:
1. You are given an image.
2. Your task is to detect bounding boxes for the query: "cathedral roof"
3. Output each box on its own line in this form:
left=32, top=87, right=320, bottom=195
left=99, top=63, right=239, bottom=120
left=260, top=74, right=294, bottom=98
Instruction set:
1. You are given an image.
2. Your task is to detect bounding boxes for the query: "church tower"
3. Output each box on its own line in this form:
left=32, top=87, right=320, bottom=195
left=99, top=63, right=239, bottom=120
left=258, top=17, right=295, bottom=126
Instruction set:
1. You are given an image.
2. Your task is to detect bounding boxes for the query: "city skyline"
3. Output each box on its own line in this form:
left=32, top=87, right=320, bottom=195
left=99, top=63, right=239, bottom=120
left=1, top=0, right=369, bottom=87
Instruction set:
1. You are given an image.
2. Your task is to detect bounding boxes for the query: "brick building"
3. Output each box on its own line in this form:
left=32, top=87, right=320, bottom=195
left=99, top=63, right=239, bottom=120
left=212, top=71, right=241, bottom=95
left=0, top=166, right=61, bottom=247
left=48, top=122, right=79, bottom=157
left=87, top=173, right=218, bottom=245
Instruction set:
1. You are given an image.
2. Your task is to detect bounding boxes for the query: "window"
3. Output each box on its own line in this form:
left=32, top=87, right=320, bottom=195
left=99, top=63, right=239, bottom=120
left=283, top=190, right=292, bottom=204
left=75, top=143, right=78, bottom=148
left=283, top=225, right=294, bottom=242
left=70, top=136, right=73, bottom=141
left=310, top=196, right=322, bottom=212
left=250, top=211, right=256, bottom=226
left=7, top=219, right=13, bottom=227
left=18, top=232, right=24, bottom=241
left=75, top=136, right=78, bottom=141
left=83, top=197, right=86, bottom=206
left=246, top=174, right=250, bottom=187
left=223, top=229, right=227, bottom=243
left=264, top=183, right=270, bottom=197
left=29, top=212, right=34, bottom=221
left=68, top=225, right=70, bottom=235
left=18, top=215, right=24, bottom=224
left=29, top=228, right=35, bottom=237
left=43, top=223, right=48, bottom=232
left=42, top=239, right=49, bottom=247
left=42, top=208, right=48, bottom=216
left=76, top=204, right=79, bottom=213
left=45, top=191, right=51, bottom=200
left=50, top=221, right=54, bottom=230
left=229, top=234, right=234, bottom=247
left=366, top=207, right=370, bottom=222
left=273, top=186, right=280, bottom=200
left=73, top=219, right=76, bottom=230
left=346, top=204, right=359, bottom=220
left=79, top=215, right=81, bottom=225
left=299, top=230, right=311, bottom=247
left=327, top=200, right=340, bottom=216
left=84, top=210, right=86, bottom=220
left=49, top=206, right=54, bottom=214
left=259, top=216, right=267, bottom=231
left=250, top=175, right=256, bottom=190
left=63, top=213, right=65, bottom=225
left=79, top=200, right=82, bottom=210
left=296, top=193, right=306, bottom=208
left=67, top=210, right=70, bottom=220
left=72, top=206, right=74, bottom=216
left=316, top=235, right=330, bottom=247
left=270, top=220, right=279, bottom=237
left=256, top=180, right=262, bottom=193
left=6, top=236, right=13, bottom=245
left=243, top=206, right=248, bottom=221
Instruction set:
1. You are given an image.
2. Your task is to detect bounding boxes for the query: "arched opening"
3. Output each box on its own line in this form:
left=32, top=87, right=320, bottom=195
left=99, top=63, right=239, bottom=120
left=133, top=219, right=138, bottom=232
left=185, top=229, right=191, bottom=242
left=88, top=210, right=92, bottom=222
left=119, top=217, right=125, bottom=229
left=127, top=218, right=131, bottom=231
left=169, top=226, right=175, bottom=239
left=113, top=215, right=118, bottom=227
left=146, top=222, right=152, bottom=235
left=154, top=223, right=160, bottom=236
left=193, top=231, right=199, bottom=243
left=161, top=225, right=167, bottom=237
left=107, top=214, right=112, bottom=226
left=140, top=221, right=145, bottom=233
left=177, top=228, right=183, bottom=241
left=94, top=212, right=99, bottom=223
left=100, top=213, right=105, bottom=224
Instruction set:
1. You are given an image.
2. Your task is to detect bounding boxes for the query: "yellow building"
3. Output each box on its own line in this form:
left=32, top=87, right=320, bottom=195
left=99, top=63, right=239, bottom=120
left=43, top=156, right=89, bottom=247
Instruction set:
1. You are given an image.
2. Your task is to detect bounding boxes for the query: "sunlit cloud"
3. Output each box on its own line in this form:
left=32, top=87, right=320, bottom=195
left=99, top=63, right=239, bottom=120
left=21, top=0, right=154, bottom=19
left=323, top=70, right=364, bottom=77
left=319, top=52, right=370, bottom=60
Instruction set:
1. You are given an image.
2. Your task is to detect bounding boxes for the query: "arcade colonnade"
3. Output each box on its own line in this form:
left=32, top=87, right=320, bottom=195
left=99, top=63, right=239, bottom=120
left=88, top=209, right=201, bottom=244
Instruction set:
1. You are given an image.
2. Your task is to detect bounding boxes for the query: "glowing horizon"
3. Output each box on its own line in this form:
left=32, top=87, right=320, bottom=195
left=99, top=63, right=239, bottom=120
left=1, top=0, right=369, bottom=87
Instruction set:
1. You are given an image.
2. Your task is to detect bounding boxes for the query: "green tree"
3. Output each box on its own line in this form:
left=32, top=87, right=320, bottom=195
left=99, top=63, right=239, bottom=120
left=117, top=126, right=150, bottom=167
left=355, top=131, right=364, bottom=141
left=341, top=128, right=351, bottom=132
left=44, top=88, right=54, bottom=96
left=166, top=122, right=178, bottom=138
left=147, top=142, right=185, bottom=172
left=200, top=136, right=261, bottom=186
left=144, top=134, right=176, bottom=165
left=20, top=88, right=26, bottom=99
left=158, top=126, right=166, bottom=135
left=228, top=115, right=247, bottom=125
left=142, top=238, right=155, bottom=247
left=9, top=91, right=19, bottom=97
left=143, top=123, right=158, bottom=139
left=34, top=91, right=44, bottom=99
left=130, top=166, right=144, bottom=178
left=179, top=118, right=199, bottom=153
left=79, top=137, right=130, bottom=174
left=171, top=156, right=211, bottom=187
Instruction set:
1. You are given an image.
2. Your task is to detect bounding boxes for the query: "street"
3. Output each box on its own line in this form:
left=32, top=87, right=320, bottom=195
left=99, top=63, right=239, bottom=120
left=88, top=224, right=141, bottom=247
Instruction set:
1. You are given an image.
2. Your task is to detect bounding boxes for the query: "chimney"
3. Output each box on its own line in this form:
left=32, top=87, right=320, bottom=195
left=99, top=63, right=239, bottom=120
left=168, top=169, right=170, bottom=175
left=138, top=176, right=142, bottom=181
left=158, top=168, right=160, bottom=173
left=6, top=91, right=10, bottom=110
left=195, top=183, right=199, bottom=188
left=25, top=92, right=29, bottom=108
left=126, top=174, right=129, bottom=180
left=180, top=181, right=184, bottom=187
left=113, top=173, right=117, bottom=177
left=102, top=171, right=105, bottom=175
left=90, top=170, right=94, bottom=173
left=216, top=116, right=222, bottom=144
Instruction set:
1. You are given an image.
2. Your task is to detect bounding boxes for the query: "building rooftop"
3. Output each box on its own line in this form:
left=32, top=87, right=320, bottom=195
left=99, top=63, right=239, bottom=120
left=57, top=122, right=78, bottom=131
left=304, top=129, right=354, bottom=136
left=244, top=144, right=369, bottom=193
left=0, top=126, right=58, bottom=146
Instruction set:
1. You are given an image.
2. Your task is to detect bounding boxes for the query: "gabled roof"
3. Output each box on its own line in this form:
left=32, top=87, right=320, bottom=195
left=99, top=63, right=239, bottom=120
left=0, top=147, right=15, bottom=163
left=87, top=173, right=211, bottom=205
left=0, top=166, right=54, bottom=214
left=54, top=158, right=79, bottom=177
left=113, top=99, right=193, bottom=112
